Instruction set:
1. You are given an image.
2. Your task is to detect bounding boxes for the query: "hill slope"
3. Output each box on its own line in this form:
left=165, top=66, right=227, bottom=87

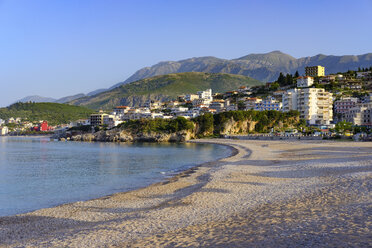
left=54, top=94, right=86, bottom=104
left=0, top=102, right=94, bottom=125
left=70, top=72, right=263, bottom=110
left=108, top=51, right=372, bottom=89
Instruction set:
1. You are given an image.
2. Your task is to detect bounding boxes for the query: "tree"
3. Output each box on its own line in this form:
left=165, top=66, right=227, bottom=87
left=294, top=71, right=299, bottom=78
left=285, top=74, right=293, bottom=86
left=335, top=121, right=352, bottom=134
left=270, top=82, right=280, bottom=91
left=277, top=72, right=286, bottom=86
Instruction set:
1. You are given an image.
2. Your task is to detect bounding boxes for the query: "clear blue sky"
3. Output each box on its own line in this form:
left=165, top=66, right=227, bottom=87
left=0, top=0, right=371, bottom=107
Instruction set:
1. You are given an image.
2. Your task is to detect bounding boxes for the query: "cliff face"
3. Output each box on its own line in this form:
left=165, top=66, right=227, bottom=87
left=217, top=118, right=258, bottom=135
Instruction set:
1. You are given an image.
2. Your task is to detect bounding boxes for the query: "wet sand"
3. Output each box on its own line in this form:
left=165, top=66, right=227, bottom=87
left=0, top=139, right=371, bottom=247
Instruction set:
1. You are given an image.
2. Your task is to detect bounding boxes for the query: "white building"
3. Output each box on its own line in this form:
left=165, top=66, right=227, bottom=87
left=254, top=97, right=282, bottom=111
left=282, top=88, right=333, bottom=125
left=103, top=115, right=123, bottom=129
left=171, top=107, right=189, bottom=114
left=122, top=108, right=151, bottom=121
left=70, top=119, right=90, bottom=127
left=356, top=71, right=371, bottom=79
left=296, top=76, right=314, bottom=88
left=177, top=110, right=199, bottom=119
left=0, top=126, right=9, bottom=135
left=244, top=97, right=281, bottom=111
left=197, top=89, right=213, bottom=104
left=244, top=98, right=262, bottom=110
left=113, top=106, right=130, bottom=117
left=6, top=117, right=16, bottom=124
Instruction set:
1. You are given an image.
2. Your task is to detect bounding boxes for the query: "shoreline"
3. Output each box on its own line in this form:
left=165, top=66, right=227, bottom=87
left=0, top=140, right=235, bottom=218
left=1, top=139, right=371, bottom=247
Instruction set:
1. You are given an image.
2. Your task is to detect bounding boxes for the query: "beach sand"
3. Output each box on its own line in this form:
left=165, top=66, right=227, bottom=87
left=0, top=139, right=371, bottom=247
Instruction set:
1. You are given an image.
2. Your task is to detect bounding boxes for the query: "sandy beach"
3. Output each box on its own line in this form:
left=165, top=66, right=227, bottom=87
left=0, top=139, right=371, bottom=247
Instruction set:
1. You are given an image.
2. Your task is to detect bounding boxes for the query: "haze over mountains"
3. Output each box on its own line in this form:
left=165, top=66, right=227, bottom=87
left=15, top=51, right=372, bottom=107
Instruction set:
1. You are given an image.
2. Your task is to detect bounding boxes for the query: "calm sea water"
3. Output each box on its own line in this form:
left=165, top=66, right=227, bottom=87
left=0, top=136, right=231, bottom=217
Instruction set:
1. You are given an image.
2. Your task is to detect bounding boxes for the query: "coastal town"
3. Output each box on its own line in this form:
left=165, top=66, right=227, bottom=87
left=1, top=66, right=372, bottom=139
left=1, top=1, right=372, bottom=247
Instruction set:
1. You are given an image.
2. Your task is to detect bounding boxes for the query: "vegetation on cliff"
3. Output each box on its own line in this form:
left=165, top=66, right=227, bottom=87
left=0, top=102, right=94, bottom=125
left=195, top=110, right=303, bottom=136
left=116, top=110, right=303, bottom=137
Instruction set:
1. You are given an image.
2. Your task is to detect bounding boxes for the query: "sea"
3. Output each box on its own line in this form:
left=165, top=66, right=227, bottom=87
left=0, top=136, right=231, bottom=217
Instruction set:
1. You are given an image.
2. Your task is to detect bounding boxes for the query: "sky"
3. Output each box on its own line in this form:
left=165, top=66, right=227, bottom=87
left=0, top=0, right=371, bottom=107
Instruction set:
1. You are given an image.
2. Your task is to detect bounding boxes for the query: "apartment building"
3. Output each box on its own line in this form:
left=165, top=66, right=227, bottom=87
left=197, top=89, right=213, bottom=104
left=90, top=112, right=109, bottom=127
left=282, top=88, right=333, bottom=125
left=305, top=65, right=325, bottom=77
left=342, top=103, right=372, bottom=126
left=333, top=97, right=358, bottom=114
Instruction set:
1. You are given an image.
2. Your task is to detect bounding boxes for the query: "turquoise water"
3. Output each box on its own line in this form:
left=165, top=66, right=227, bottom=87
left=0, top=137, right=231, bottom=217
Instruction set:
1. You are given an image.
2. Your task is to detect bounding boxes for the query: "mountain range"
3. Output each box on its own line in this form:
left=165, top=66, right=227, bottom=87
left=114, top=51, right=372, bottom=85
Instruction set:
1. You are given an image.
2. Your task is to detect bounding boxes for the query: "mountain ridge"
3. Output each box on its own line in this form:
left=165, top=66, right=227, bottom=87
left=69, top=72, right=263, bottom=110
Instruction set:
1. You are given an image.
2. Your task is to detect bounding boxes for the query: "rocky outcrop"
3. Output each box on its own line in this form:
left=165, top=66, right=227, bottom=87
left=69, top=129, right=195, bottom=143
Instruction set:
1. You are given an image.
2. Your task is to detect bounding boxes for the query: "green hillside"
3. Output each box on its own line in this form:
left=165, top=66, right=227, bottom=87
left=0, top=102, right=94, bottom=125
left=70, top=72, right=263, bottom=110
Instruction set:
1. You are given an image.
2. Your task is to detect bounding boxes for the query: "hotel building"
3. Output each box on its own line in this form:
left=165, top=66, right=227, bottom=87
left=282, top=88, right=333, bottom=125
left=305, top=65, right=325, bottom=77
